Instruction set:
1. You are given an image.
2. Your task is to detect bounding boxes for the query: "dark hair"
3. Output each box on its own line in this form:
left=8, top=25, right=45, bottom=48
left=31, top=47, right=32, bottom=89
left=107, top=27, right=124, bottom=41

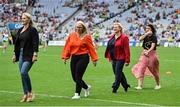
left=147, top=24, right=156, bottom=36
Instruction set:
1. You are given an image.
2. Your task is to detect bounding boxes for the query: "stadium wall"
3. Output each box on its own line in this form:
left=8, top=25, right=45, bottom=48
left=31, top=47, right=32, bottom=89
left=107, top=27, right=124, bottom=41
left=47, top=41, right=180, bottom=47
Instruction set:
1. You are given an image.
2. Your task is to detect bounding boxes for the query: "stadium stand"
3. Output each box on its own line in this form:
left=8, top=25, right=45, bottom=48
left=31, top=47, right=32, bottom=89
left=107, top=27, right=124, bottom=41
left=0, top=0, right=179, bottom=47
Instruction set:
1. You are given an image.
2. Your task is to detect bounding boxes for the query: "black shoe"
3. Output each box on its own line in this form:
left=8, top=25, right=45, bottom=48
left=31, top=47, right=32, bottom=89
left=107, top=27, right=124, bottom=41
left=124, top=84, right=130, bottom=92
left=112, top=88, right=117, bottom=93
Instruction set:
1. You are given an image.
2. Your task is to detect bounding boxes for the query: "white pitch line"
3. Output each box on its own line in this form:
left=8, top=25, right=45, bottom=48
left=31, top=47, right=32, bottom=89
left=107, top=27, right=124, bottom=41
left=163, top=59, right=180, bottom=62
left=0, top=90, right=164, bottom=107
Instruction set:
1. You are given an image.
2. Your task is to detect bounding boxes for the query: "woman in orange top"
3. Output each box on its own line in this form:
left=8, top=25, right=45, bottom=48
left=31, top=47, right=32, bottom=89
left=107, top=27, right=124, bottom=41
left=62, top=21, right=98, bottom=99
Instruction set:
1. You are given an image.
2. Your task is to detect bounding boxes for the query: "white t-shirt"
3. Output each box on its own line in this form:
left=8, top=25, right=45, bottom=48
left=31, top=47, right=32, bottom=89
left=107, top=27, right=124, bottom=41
left=42, top=33, right=48, bottom=42
left=2, top=33, right=8, bottom=42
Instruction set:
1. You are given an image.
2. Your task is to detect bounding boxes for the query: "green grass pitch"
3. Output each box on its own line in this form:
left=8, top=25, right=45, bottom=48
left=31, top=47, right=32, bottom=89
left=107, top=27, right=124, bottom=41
left=0, top=46, right=180, bottom=106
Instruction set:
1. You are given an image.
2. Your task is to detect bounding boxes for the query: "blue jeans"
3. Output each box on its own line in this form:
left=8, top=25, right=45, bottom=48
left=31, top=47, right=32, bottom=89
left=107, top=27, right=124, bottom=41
left=19, top=49, right=33, bottom=95
left=112, top=59, right=128, bottom=90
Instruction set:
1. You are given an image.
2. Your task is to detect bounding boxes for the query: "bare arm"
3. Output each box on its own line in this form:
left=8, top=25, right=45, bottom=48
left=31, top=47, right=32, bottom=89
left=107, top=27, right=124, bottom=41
left=139, top=33, right=147, bottom=41
left=147, top=43, right=156, bottom=53
left=139, top=31, right=152, bottom=41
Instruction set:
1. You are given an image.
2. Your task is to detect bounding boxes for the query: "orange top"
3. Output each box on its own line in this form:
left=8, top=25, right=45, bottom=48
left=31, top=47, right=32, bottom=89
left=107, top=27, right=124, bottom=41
left=62, top=32, right=98, bottom=61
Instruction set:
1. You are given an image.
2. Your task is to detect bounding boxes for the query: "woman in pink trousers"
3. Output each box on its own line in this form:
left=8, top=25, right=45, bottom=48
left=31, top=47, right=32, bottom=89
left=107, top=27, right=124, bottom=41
left=132, top=24, right=161, bottom=90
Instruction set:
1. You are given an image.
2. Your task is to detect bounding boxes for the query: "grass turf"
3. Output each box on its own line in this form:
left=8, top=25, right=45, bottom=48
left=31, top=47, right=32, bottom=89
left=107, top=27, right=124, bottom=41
left=0, top=46, right=180, bottom=106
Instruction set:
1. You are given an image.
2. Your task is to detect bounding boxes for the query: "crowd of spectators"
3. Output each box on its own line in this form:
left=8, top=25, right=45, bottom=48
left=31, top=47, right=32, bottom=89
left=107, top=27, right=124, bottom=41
left=124, top=0, right=180, bottom=45
left=0, top=0, right=179, bottom=47
left=62, top=0, right=135, bottom=39
left=93, top=0, right=180, bottom=46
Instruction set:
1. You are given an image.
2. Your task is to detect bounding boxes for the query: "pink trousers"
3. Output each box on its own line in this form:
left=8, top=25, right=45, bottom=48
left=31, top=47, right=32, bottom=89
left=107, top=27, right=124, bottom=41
left=132, top=50, right=160, bottom=80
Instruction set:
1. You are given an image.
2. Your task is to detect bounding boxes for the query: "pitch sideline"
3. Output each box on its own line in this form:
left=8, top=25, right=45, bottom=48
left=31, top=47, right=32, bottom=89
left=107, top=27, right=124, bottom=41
left=0, top=90, right=164, bottom=107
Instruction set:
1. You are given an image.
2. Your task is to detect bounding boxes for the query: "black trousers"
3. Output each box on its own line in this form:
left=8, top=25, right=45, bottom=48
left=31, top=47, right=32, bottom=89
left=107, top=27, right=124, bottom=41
left=70, top=54, right=89, bottom=94
left=112, top=59, right=129, bottom=90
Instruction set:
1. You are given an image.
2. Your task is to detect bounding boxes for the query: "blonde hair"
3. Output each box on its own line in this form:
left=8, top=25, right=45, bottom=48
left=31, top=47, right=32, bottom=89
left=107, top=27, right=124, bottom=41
left=113, top=22, right=124, bottom=32
left=75, top=21, right=89, bottom=34
left=22, top=12, right=36, bottom=28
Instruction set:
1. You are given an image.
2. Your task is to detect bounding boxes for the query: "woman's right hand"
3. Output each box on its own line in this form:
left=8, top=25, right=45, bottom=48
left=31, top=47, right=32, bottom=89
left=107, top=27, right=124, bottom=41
left=12, top=55, right=16, bottom=63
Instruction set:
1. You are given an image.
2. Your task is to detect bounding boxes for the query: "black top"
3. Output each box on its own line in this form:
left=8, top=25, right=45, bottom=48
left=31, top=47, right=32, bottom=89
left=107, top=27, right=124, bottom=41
left=14, top=26, right=39, bottom=62
left=19, top=30, right=28, bottom=48
left=108, top=36, right=115, bottom=60
left=142, top=35, right=157, bottom=50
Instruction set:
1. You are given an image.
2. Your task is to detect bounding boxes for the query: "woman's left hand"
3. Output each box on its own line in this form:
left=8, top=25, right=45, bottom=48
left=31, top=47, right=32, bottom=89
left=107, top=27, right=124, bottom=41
left=125, top=63, right=129, bottom=66
left=143, top=50, right=149, bottom=56
left=93, top=61, right=97, bottom=67
left=32, top=55, right=38, bottom=62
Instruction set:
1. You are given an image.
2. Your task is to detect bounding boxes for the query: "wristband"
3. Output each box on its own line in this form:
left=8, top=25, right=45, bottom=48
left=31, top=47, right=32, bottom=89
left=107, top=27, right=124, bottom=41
left=33, top=52, right=38, bottom=56
left=33, top=54, right=38, bottom=57
left=144, top=33, right=148, bottom=37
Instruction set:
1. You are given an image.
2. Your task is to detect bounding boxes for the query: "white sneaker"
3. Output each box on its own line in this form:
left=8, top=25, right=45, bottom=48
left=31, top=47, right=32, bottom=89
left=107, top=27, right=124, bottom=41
left=83, top=85, right=91, bottom=97
left=154, top=85, right=161, bottom=90
left=72, top=93, right=80, bottom=99
left=135, top=86, right=142, bottom=90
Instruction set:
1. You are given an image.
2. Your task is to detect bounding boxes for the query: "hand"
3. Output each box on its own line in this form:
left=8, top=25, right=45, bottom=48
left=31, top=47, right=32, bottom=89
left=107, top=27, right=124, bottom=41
left=63, top=59, right=67, bottom=64
left=32, top=55, right=38, bottom=62
left=12, top=55, right=16, bottom=63
left=143, top=50, right=149, bottom=56
left=125, top=63, right=129, bottom=66
left=145, top=30, right=152, bottom=36
left=93, top=61, right=97, bottom=67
